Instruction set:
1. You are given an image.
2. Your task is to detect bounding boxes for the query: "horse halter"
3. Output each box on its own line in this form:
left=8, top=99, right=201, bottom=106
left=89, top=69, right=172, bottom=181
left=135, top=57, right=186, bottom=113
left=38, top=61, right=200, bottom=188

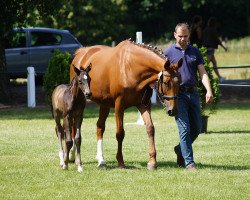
left=156, top=71, right=180, bottom=101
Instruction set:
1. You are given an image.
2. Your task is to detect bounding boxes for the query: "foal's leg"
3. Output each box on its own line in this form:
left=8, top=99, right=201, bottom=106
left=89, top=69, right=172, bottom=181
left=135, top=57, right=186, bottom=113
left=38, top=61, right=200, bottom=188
left=54, top=112, right=65, bottom=168
left=55, top=124, right=65, bottom=167
left=115, top=98, right=125, bottom=169
left=137, top=105, right=157, bottom=170
left=63, top=115, right=73, bottom=170
left=75, top=112, right=84, bottom=173
left=69, top=119, right=76, bottom=163
left=96, top=106, right=110, bottom=167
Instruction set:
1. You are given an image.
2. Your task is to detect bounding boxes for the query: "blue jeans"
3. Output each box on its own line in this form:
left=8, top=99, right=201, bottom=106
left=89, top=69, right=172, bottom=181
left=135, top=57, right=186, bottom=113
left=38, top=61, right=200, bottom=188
left=175, top=90, right=202, bottom=167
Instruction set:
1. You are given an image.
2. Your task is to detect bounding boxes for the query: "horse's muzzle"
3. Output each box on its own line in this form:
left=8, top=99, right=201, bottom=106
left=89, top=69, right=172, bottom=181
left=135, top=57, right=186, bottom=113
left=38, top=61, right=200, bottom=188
left=166, top=108, right=178, bottom=117
left=85, top=92, right=92, bottom=99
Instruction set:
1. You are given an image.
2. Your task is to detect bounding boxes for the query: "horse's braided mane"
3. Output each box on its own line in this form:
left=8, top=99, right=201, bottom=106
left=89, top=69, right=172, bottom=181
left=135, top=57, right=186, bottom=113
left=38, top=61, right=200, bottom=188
left=130, top=40, right=167, bottom=60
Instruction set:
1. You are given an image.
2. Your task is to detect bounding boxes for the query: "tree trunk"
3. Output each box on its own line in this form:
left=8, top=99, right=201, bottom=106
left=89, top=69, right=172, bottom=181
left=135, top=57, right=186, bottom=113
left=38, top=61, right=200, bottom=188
left=0, top=38, right=12, bottom=104
left=247, top=0, right=250, bottom=35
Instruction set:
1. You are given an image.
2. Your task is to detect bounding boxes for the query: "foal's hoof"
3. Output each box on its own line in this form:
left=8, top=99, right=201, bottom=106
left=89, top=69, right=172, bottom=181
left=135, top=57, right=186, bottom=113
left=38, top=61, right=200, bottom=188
left=97, top=160, right=107, bottom=168
left=77, top=166, right=83, bottom=173
left=147, top=163, right=157, bottom=170
left=62, top=165, right=68, bottom=170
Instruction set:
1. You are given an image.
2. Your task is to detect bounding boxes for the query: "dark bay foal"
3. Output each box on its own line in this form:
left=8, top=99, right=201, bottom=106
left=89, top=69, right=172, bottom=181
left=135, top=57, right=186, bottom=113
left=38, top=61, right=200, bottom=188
left=51, top=65, right=91, bottom=172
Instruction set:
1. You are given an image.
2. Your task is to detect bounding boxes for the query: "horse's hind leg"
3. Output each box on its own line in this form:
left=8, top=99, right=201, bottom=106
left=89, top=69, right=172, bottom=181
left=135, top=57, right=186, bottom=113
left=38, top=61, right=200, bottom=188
left=69, top=140, right=76, bottom=162
left=137, top=105, right=157, bottom=170
left=115, top=99, right=125, bottom=169
left=96, top=106, right=110, bottom=167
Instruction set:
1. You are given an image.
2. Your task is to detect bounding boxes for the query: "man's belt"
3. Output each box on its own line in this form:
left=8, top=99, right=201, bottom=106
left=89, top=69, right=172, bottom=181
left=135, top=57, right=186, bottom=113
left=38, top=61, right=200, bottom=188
left=179, top=86, right=197, bottom=93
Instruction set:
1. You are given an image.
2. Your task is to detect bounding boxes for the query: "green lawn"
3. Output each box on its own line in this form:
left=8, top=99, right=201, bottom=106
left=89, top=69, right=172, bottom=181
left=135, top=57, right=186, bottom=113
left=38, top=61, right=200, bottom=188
left=0, top=103, right=249, bottom=199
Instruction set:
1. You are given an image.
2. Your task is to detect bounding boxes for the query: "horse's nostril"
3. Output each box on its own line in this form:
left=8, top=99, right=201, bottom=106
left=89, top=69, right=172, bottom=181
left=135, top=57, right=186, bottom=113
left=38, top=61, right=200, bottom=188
left=86, top=92, right=92, bottom=98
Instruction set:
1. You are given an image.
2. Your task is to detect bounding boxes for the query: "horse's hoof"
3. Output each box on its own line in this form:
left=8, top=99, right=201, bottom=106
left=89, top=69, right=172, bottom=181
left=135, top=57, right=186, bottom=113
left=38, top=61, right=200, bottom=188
left=62, top=165, right=68, bottom=170
left=77, top=166, right=83, bottom=173
left=97, top=160, right=106, bottom=167
left=147, top=163, right=157, bottom=170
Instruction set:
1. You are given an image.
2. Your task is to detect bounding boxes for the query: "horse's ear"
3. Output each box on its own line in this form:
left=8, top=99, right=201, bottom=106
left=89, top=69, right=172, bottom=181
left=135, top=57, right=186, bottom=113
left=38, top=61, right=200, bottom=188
left=85, top=63, right=92, bottom=72
left=74, top=65, right=80, bottom=76
left=164, top=59, right=170, bottom=70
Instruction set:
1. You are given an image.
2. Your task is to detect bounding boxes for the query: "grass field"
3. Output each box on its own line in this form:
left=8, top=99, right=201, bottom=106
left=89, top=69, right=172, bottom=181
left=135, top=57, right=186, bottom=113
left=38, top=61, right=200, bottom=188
left=0, top=102, right=249, bottom=200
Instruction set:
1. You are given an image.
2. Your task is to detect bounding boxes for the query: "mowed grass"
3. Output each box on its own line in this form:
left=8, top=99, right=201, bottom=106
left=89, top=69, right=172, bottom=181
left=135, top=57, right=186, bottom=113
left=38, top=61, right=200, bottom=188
left=0, top=103, right=249, bottom=200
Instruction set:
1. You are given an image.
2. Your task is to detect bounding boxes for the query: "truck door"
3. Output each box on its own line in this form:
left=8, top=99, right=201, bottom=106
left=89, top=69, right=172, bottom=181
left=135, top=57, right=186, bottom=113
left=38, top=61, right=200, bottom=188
left=5, top=30, right=29, bottom=78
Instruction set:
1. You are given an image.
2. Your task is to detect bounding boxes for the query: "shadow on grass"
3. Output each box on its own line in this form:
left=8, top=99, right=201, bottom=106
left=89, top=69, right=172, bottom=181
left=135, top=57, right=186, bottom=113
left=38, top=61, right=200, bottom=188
left=197, top=163, right=250, bottom=170
left=206, top=130, right=250, bottom=134
left=82, top=160, right=249, bottom=171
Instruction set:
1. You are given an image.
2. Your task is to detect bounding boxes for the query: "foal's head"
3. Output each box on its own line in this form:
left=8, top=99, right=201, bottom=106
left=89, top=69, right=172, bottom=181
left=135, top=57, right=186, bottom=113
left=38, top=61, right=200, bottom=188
left=157, top=59, right=182, bottom=116
left=74, top=65, right=92, bottom=99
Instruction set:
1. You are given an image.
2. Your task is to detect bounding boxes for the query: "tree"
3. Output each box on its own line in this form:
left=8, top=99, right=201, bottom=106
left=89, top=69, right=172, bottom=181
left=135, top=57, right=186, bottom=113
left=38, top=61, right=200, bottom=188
left=0, top=0, right=64, bottom=103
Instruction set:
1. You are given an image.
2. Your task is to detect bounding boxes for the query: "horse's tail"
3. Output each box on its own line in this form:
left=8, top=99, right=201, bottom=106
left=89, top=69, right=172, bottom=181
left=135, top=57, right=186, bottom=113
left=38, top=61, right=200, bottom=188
left=50, top=104, right=54, bottom=119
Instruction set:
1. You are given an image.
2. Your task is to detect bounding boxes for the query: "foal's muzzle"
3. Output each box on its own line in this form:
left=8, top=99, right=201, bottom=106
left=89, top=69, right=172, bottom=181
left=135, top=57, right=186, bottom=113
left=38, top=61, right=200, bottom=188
left=85, top=92, right=92, bottom=99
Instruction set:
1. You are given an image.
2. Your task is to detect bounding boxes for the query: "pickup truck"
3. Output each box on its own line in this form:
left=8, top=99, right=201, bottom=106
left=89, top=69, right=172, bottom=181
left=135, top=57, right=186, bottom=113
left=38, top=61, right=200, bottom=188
left=5, top=27, right=82, bottom=79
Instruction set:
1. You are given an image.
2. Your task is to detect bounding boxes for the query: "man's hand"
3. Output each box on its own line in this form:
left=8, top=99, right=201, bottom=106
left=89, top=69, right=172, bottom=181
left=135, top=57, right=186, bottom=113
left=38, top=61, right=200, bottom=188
left=206, top=92, right=214, bottom=104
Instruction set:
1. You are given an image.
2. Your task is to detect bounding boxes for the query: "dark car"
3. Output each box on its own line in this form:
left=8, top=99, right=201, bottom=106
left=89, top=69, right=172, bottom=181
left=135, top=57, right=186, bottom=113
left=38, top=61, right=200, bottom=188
left=5, top=27, right=82, bottom=79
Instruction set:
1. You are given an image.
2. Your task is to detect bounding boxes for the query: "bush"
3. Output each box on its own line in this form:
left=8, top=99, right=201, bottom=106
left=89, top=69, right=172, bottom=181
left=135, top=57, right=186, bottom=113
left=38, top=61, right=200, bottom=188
left=198, top=46, right=220, bottom=115
left=43, top=49, right=72, bottom=102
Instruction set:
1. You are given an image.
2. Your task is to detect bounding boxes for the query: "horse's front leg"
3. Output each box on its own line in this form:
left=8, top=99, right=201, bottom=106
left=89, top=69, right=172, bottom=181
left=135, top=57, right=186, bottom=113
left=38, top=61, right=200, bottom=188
left=63, top=114, right=73, bottom=170
left=69, top=118, right=76, bottom=163
left=137, top=105, right=157, bottom=170
left=96, top=106, right=110, bottom=167
left=115, top=99, right=125, bottom=169
left=75, top=112, right=83, bottom=173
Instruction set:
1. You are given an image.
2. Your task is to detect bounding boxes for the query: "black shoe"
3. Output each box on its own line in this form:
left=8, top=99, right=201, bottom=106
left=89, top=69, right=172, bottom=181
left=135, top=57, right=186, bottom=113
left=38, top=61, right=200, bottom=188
left=174, top=146, right=185, bottom=168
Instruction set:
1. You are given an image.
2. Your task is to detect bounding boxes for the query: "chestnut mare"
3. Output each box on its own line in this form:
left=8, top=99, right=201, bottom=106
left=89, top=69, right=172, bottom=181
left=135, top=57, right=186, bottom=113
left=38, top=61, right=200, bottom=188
left=70, top=40, right=182, bottom=170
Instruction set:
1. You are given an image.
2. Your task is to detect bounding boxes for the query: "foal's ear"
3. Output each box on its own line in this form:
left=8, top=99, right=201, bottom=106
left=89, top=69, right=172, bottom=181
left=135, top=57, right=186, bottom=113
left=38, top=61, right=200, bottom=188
left=74, top=66, right=81, bottom=76
left=177, top=58, right=183, bottom=69
left=164, top=59, right=170, bottom=70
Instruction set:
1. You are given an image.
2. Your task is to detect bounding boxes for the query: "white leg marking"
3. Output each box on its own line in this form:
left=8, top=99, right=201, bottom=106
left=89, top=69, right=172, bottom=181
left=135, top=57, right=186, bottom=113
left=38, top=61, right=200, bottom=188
left=96, top=139, right=106, bottom=167
left=77, top=165, right=83, bottom=173
left=59, top=150, right=65, bottom=167
left=63, top=164, right=68, bottom=170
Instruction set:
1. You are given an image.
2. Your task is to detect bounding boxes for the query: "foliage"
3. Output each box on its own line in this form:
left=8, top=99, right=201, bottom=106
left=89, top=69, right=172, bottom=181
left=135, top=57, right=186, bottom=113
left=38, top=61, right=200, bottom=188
left=197, top=46, right=220, bottom=115
left=0, top=0, right=65, bottom=103
left=43, top=49, right=72, bottom=102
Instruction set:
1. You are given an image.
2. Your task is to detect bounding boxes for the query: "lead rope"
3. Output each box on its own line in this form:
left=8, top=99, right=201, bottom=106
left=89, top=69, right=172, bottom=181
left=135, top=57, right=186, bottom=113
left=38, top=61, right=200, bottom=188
left=155, top=83, right=167, bottom=110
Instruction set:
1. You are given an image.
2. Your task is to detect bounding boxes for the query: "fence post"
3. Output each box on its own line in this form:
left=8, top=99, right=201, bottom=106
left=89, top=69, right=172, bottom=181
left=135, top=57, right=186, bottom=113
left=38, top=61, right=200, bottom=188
left=27, top=66, right=36, bottom=108
left=135, top=32, right=145, bottom=125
